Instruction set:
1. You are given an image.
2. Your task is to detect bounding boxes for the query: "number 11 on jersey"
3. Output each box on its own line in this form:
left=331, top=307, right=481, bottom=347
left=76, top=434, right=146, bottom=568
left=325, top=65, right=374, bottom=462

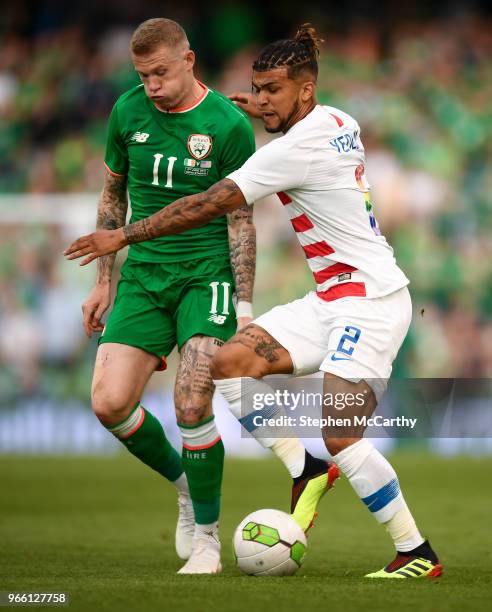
left=152, top=154, right=177, bottom=188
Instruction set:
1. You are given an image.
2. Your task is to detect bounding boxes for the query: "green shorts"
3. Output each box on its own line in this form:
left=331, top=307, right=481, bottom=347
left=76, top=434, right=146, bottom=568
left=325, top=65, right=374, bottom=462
left=100, top=256, right=237, bottom=358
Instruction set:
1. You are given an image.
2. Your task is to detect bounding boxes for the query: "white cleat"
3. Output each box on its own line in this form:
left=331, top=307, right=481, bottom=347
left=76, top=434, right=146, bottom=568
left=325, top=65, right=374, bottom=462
left=177, top=533, right=222, bottom=574
left=175, top=492, right=195, bottom=560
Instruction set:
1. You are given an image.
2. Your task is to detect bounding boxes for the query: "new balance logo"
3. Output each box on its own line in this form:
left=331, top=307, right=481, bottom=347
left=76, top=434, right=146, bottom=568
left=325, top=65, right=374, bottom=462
left=208, top=314, right=227, bottom=325
left=131, top=131, right=150, bottom=143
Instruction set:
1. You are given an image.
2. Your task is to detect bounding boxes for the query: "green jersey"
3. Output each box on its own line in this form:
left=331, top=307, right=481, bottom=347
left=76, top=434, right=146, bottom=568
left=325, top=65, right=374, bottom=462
left=104, top=82, right=255, bottom=262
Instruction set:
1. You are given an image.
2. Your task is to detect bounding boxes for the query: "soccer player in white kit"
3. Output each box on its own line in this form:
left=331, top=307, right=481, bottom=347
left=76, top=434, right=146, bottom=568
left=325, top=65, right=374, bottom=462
left=65, top=24, right=442, bottom=578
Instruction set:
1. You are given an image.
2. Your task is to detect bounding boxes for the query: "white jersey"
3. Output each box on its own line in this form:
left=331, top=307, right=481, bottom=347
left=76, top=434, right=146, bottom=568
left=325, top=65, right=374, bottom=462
left=227, top=105, right=409, bottom=301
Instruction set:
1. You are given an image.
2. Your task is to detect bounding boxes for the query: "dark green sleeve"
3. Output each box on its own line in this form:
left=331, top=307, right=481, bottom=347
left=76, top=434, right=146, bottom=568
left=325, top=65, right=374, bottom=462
left=218, top=115, right=256, bottom=179
left=104, top=103, right=128, bottom=175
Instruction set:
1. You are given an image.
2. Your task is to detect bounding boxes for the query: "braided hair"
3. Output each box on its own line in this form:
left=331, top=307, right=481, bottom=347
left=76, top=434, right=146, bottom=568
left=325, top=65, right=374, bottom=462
left=253, top=24, right=323, bottom=79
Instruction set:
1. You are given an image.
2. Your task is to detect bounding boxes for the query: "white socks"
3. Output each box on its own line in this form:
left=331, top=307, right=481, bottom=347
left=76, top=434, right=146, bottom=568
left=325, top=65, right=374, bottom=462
left=332, top=439, right=424, bottom=552
left=172, top=472, right=190, bottom=494
left=194, top=522, right=219, bottom=539
left=269, top=438, right=306, bottom=479
left=214, top=377, right=306, bottom=478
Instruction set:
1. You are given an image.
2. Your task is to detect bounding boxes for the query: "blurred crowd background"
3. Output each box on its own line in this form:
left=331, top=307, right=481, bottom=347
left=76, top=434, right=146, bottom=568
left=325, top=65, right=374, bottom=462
left=1, top=0, right=491, bottom=451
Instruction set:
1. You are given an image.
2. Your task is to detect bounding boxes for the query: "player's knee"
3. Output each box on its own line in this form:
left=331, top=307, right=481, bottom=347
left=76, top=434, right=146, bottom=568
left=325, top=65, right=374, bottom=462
left=91, top=384, right=135, bottom=424
left=322, top=436, right=356, bottom=457
left=175, top=402, right=208, bottom=427
left=211, top=344, right=262, bottom=379
left=177, top=413, right=201, bottom=427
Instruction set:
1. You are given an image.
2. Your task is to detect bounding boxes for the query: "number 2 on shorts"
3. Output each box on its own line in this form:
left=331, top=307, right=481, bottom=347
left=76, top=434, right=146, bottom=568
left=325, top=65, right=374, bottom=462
left=336, top=325, right=361, bottom=357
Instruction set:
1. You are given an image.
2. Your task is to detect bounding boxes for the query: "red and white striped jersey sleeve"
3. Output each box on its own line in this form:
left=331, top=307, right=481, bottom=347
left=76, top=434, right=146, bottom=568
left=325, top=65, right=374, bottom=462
left=227, top=105, right=409, bottom=301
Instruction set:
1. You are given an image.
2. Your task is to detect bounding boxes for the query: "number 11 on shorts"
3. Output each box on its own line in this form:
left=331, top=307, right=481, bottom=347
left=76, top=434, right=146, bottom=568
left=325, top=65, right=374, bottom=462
left=209, top=281, right=230, bottom=315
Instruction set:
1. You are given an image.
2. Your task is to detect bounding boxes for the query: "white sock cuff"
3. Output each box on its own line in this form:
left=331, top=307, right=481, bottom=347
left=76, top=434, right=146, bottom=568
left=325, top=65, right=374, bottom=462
left=179, top=417, right=221, bottom=449
left=214, top=377, right=249, bottom=406
left=331, top=439, right=374, bottom=478
left=194, top=521, right=219, bottom=536
left=271, top=438, right=306, bottom=478
left=384, top=508, right=424, bottom=551
left=214, top=376, right=280, bottom=421
left=214, top=377, right=282, bottom=448
left=106, top=404, right=144, bottom=439
left=172, top=473, right=190, bottom=494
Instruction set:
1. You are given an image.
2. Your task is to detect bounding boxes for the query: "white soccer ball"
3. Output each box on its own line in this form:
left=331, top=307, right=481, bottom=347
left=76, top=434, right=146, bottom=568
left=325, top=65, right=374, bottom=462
left=233, top=508, right=307, bottom=576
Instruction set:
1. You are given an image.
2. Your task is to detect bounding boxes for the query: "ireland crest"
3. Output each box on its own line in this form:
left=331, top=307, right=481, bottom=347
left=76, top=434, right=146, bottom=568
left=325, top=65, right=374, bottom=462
left=187, top=134, right=213, bottom=160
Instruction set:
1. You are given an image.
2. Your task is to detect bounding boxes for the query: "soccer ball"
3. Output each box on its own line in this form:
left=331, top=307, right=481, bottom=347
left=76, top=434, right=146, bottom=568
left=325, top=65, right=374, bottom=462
left=233, top=509, right=307, bottom=576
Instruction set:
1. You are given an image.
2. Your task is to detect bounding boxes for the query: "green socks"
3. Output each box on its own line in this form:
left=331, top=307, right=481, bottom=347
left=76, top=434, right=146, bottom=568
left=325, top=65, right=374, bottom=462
left=106, top=404, right=184, bottom=483
left=103, top=406, right=224, bottom=525
left=179, top=416, right=224, bottom=525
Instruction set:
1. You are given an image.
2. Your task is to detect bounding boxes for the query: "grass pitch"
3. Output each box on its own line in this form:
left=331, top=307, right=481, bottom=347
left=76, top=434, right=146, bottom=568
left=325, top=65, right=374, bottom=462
left=0, top=453, right=491, bottom=612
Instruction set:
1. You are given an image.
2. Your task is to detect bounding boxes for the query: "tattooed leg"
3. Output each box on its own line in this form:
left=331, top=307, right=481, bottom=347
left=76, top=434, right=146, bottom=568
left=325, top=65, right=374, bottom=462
left=174, top=335, right=222, bottom=425
left=96, top=172, right=128, bottom=284
left=210, top=324, right=294, bottom=379
left=211, top=328, right=310, bottom=483
left=175, top=335, right=225, bottom=527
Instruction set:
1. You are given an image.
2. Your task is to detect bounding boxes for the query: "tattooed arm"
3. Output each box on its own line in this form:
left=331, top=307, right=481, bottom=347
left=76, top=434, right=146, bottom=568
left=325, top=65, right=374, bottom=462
left=95, top=172, right=128, bottom=283
left=64, top=178, right=247, bottom=265
left=227, top=205, right=256, bottom=328
left=80, top=171, right=128, bottom=336
left=122, top=178, right=246, bottom=243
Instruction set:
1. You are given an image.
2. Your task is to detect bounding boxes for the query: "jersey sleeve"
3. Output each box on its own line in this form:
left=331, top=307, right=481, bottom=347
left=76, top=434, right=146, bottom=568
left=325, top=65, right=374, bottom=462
left=218, top=115, right=256, bottom=179
left=227, top=137, right=311, bottom=204
left=104, top=103, right=129, bottom=176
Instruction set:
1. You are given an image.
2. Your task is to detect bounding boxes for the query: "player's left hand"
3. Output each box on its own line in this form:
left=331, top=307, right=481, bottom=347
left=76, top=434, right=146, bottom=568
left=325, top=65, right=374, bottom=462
left=228, top=92, right=262, bottom=119
left=64, top=228, right=127, bottom=265
left=237, top=316, right=253, bottom=330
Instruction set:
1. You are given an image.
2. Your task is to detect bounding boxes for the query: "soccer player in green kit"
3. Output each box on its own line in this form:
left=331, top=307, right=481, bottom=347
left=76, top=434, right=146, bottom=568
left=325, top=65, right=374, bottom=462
left=76, top=18, right=336, bottom=575
left=83, top=18, right=257, bottom=574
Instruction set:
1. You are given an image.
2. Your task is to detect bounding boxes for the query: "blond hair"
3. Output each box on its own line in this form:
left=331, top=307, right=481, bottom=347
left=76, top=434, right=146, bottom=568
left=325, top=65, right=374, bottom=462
left=130, top=18, right=188, bottom=55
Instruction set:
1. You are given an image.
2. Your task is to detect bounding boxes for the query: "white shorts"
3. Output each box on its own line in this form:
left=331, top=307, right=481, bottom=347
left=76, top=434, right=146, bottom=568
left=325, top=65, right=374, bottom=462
left=254, top=287, right=412, bottom=401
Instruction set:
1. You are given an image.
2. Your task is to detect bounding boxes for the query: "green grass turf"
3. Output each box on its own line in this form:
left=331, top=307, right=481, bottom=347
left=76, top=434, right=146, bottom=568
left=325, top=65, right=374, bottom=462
left=0, top=453, right=491, bottom=612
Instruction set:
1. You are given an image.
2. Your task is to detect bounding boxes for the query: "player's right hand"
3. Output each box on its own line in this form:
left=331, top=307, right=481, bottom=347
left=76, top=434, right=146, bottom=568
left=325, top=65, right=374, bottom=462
left=228, top=92, right=262, bottom=119
left=82, top=283, right=111, bottom=337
